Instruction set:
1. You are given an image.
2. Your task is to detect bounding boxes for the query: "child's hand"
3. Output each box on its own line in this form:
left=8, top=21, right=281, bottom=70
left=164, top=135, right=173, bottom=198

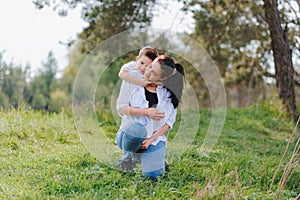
left=141, top=79, right=152, bottom=87
left=141, top=79, right=163, bottom=87
left=155, top=81, right=163, bottom=86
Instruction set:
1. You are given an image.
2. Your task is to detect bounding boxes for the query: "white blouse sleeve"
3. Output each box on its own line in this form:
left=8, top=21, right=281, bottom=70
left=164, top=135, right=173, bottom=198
left=120, top=61, right=136, bottom=72
left=116, top=80, right=133, bottom=115
left=165, top=107, right=177, bottom=130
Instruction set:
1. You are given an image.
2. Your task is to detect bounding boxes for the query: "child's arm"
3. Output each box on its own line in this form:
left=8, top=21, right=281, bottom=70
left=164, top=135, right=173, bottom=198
left=118, top=70, right=150, bottom=86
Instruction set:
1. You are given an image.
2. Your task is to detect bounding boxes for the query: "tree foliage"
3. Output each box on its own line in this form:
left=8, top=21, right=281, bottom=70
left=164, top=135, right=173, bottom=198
left=1, top=0, right=300, bottom=119
left=33, top=0, right=156, bottom=53
left=185, top=0, right=299, bottom=112
left=0, top=50, right=64, bottom=112
left=27, top=51, right=58, bottom=110
left=0, top=52, right=29, bottom=109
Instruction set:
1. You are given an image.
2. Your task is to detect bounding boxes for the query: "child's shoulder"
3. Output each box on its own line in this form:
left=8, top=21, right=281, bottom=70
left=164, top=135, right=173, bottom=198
left=128, top=70, right=143, bottom=79
left=121, top=61, right=137, bottom=71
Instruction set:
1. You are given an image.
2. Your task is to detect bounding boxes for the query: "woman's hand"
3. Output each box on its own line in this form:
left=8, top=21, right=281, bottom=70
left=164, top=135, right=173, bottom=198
left=147, top=108, right=165, bottom=120
left=140, top=124, right=170, bottom=150
left=140, top=138, right=154, bottom=149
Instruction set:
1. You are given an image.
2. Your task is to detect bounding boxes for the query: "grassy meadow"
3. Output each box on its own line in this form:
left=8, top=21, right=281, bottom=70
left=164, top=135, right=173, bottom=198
left=0, top=102, right=299, bottom=199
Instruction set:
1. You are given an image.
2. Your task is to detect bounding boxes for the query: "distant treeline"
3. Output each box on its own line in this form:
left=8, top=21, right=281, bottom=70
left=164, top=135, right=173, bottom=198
left=0, top=50, right=124, bottom=113
left=1, top=0, right=300, bottom=117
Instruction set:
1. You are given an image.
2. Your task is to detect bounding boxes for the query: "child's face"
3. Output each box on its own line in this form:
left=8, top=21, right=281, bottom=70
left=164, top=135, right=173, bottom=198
left=136, top=55, right=153, bottom=75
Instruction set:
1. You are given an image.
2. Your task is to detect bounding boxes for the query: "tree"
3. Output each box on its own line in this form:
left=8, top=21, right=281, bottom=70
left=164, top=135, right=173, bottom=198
left=0, top=53, right=10, bottom=109
left=263, top=0, right=297, bottom=121
left=27, top=51, right=58, bottom=110
left=0, top=51, right=28, bottom=109
left=187, top=0, right=271, bottom=106
left=186, top=0, right=299, bottom=114
left=33, top=0, right=156, bottom=53
left=41, top=51, right=57, bottom=96
left=33, top=0, right=300, bottom=116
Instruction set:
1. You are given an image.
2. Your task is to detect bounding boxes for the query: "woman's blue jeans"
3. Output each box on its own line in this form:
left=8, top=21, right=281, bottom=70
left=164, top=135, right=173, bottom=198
left=116, top=122, right=166, bottom=179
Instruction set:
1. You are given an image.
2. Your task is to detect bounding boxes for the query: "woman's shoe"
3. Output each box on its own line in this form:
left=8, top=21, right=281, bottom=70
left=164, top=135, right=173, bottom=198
left=116, top=159, right=134, bottom=172
left=165, top=160, right=169, bottom=171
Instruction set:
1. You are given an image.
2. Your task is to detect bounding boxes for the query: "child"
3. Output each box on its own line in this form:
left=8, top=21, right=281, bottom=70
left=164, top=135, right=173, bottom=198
left=118, top=47, right=159, bottom=86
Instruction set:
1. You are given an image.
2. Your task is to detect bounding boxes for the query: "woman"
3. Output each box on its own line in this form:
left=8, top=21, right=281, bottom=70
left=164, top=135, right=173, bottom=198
left=116, top=55, right=185, bottom=179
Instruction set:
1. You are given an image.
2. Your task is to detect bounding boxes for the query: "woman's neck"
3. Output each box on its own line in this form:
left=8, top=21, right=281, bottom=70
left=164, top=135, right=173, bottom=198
left=145, top=83, right=157, bottom=93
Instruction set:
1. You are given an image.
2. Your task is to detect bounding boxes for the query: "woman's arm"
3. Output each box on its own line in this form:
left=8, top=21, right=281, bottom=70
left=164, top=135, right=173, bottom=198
left=119, top=105, right=165, bottom=121
left=165, top=108, right=177, bottom=130
left=119, top=105, right=148, bottom=116
left=140, top=123, right=170, bottom=149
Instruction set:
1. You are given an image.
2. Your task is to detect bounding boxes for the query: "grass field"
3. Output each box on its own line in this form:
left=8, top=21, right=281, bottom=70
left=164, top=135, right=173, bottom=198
left=0, top=102, right=299, bottom=199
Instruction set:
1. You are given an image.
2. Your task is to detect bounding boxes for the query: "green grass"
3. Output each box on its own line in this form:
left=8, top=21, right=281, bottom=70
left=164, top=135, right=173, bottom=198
left=0, top=103, right=299, bottom=199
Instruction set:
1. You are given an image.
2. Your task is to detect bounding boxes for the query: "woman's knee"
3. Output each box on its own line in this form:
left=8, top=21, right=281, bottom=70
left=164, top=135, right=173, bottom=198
left=115, top=129, right=124, bottom=149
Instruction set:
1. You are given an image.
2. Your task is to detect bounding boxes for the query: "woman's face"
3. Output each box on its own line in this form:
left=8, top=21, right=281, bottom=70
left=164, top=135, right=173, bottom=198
left=144, top=60, right=163, bottom=82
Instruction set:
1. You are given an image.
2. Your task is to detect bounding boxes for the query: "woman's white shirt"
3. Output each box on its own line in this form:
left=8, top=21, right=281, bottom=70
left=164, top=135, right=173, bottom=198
left=116, top=71, right=177, bottom=145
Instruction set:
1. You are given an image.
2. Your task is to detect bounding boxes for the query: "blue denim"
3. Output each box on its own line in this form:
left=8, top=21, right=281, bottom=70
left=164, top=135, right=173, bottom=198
left=116, top=123, right=166, bottom=179
left=116, top=122, right=146, bottom=162
left=137, top=141, right=166, bottom=179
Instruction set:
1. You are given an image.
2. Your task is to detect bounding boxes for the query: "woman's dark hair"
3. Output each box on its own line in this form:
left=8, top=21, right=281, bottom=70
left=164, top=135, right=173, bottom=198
left=156, top=55, right=185, bottom=108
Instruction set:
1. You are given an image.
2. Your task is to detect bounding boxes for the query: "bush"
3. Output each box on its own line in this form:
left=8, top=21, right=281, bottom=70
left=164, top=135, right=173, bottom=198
left=49, top=89, right=70, bottom=112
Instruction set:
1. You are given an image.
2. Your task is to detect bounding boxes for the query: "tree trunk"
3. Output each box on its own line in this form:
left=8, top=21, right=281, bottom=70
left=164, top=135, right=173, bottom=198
left=263, top=0, right=297, bottom=121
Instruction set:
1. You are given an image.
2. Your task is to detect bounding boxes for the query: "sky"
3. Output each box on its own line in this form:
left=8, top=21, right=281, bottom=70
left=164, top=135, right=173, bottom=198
left=0, top=1, right=193, bottom=74
left=0, top=1, right=86, bottom=73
